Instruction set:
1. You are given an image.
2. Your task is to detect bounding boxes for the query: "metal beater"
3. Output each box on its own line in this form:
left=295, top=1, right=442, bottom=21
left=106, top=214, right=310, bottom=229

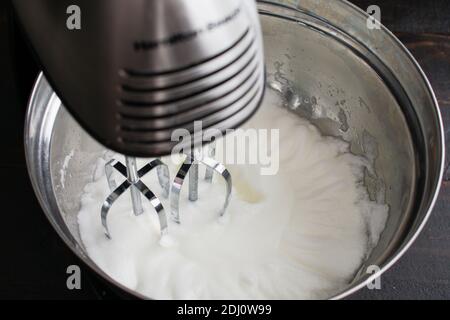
left=100, top=141, right=232, bottom=238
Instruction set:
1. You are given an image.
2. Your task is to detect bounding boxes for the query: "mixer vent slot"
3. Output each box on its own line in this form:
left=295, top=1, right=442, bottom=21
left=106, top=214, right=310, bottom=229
left=118, top=83, right=262, bottom=145
left=121, top=28, right=250, bottom=79
left=115, top=26, right=263, bottom=146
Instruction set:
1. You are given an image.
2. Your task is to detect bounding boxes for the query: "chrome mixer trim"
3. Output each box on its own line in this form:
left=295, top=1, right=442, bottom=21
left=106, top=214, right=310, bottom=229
left=119, top=84, right=262, bottom=144
left=118, top=74, right=261, bottom=131
left=118, top=46, right=258, bottom=103
left=117, top=82, right=263, bottom=156
left=117, top=52, right=258, bottom=107
left=117, top=50, right=260, bottom=111
left=117, top=62, right=260, bottom=119
left=119, top=27, right=253, bottom=85
left=116, top=50, right=264, bottom=147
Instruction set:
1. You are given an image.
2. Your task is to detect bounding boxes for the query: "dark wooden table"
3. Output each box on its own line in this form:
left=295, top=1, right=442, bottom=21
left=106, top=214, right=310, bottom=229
left=349, top=32, right=450, bottom=299
left=345, top=0, right=450, bottom=300
left=0, top=1, right=448, bottom=299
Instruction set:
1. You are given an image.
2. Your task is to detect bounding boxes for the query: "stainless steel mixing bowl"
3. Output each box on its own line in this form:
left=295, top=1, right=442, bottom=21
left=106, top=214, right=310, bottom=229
left=25, top=0, right=445, bottom=299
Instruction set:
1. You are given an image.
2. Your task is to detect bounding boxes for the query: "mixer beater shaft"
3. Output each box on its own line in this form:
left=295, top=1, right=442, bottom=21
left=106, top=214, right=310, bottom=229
left=204, top=141, right=216, bottom=183
left=125, top=157, right=143, bottom=216
left=189, top=162, right=199, bottom=202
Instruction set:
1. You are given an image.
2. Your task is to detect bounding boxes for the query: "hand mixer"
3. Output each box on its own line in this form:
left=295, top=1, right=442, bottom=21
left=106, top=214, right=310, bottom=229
left=13, top=0, right=265, bottom=237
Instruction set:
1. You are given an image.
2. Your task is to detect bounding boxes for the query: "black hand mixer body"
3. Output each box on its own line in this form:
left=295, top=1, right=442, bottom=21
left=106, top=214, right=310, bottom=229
left=13, top=0, right=265, bottom=157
